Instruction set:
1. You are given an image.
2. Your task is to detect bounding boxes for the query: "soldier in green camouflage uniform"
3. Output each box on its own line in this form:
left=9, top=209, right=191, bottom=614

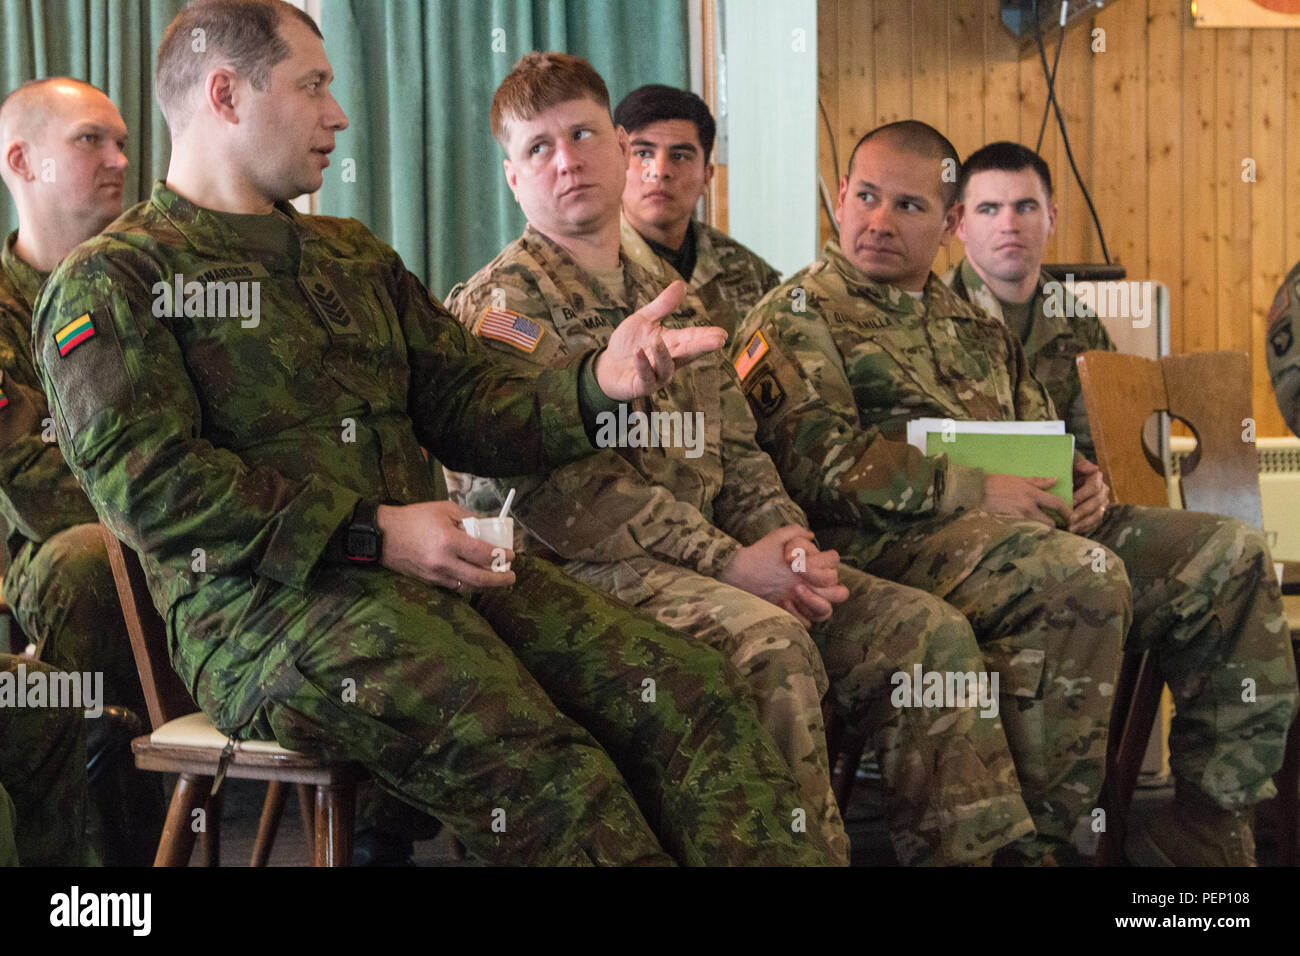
left=1, top=653, right=93, bottom=865
left=32, top=1, right=831, bottom=867
left=614, top=85, right=780, bottom=339
left=1267, top=260, right=1300, bottom=436
left=943, top=141, right=1298, bottom=865
left=446, top=55, right=1035, bottom=866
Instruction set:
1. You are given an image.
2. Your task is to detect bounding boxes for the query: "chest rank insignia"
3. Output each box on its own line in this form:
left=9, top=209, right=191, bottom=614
left=302, top=262, right=361, bottom=337
left=734, top=329, right=769, bottom=381
left=55, top=313, right=96, bottom=357
left=475, top=307, right=544, bottom=353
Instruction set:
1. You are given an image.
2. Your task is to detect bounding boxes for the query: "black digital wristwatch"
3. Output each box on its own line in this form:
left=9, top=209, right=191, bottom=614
left=345, top=500, right=383, bottom=563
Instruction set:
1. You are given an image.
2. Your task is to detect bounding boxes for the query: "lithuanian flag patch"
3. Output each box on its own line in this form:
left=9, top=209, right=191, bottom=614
left=55, top=313, right=95, bottom=357
left=0, top=387, right=8, bottom=411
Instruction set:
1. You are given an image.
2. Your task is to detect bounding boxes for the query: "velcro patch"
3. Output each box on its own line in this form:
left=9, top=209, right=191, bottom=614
left=55, top=313, right=96, bottom=357
left=734, top=330, right=769, bottom=381
left=475, top=307, right=544, bottom=353
left=746, top=368, right=786, bottom=417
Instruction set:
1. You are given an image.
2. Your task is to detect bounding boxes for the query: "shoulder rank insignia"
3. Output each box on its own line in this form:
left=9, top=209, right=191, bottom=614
left=55, top=313, right=96, bottom=357
left=475, top=307, right=544, bottom=353
left=734, top=330, right=769, bottom=381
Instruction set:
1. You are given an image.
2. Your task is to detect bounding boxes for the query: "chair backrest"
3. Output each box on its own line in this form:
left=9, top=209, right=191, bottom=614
left=98, top=524, right=197, bottom=730
left=1077, top=349, right=1264, bottom=529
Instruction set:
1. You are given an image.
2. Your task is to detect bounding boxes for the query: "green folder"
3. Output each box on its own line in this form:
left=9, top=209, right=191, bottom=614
left=926, top=432, right=1075, bottom=525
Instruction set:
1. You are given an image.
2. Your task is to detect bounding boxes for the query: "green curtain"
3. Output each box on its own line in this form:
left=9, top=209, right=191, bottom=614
left=319, top=0, right=690, bottom=300
left=0, top=0, right=186, bottom=238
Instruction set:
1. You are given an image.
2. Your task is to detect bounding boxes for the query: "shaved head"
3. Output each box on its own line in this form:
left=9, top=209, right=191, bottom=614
left=845, top=120, right=961, bottom=209
left=0, top=77, right=106, bottom=147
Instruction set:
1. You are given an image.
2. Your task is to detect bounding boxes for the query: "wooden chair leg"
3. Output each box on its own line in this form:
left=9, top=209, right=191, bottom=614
left=154, top=773, right=208, bottom=867
left=313, top=783, right=355, bottom=867
left=251, top=781, right=289, bottom=867
left=297, top=783, right=315, bottom=859
left=1098, top=651, right=1163, bottom=866
left=199, top=788, right=223, bottom=867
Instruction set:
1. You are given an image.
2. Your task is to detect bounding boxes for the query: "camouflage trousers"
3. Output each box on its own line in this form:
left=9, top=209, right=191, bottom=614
left=835, top=511, right=1132, bottom=853
left=0, top=654, right=93, bottom=866
left=172, top=554, right=832, bottom=866
left=4, top=523, right=146, bottom=716
left=563, top=555, right=1034, bottom=865
left=1092, top=505, right=1298, bottom=808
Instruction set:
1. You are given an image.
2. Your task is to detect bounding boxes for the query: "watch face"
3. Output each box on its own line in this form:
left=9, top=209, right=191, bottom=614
left=347, top=528, right=379, bottom=562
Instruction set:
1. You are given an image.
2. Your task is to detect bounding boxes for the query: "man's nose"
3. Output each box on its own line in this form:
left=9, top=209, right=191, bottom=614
left=556, top=139, right=582, bottom=173
left=641, top=155, right=662, bottom=182
left=324, top=93, right=349, bottom=131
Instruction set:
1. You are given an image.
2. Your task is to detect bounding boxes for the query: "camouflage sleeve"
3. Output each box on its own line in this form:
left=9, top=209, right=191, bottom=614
left=396, top=261, right=595, bottom=476
left=445, top=275, right=743, bottom=576
left=711, top=360, right=809, bottom=545
left=1006, top=327, right=1058, bottom=422
left=0, top=320, right=97, bottom=542
left=732, top=296, right=984, bottom=536
left=1267, top=263, right=1300, bottom=436
left=33, top=244, right=360, bottom=591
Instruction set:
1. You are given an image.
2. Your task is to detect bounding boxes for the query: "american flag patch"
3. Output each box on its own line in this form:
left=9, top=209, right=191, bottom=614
left=475, top=307, right=544, bottom=353
left=734, top=330, right=769, bottom=381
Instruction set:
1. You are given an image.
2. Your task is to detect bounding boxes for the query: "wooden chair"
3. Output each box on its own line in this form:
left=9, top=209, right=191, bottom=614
left=99, top=524, right=360, bottom=866
left=1077, top=350, right=1300, bottom=866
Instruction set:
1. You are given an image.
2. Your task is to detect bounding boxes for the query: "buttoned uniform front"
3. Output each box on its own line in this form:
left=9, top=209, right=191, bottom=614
left=620, top=215, right=781, bottom=340
left=945, top=256, right=1300, bottom=820
left=733, top=239, right=1138, bottom=856
left=31, top=181, right=833, bottom=866
left=1267, top=260, right=1300, bottom=436
left=445, top=225, right=1038, bottom=866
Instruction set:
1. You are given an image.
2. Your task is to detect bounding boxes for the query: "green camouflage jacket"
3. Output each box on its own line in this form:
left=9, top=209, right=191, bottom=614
left=731, top=238, right=1057, bottom=563
left=1267, top=260, right=1300, bottom=436
left=0, top=232, right=97, bottom=558
left=445, top=225, right=806, bottom=582
left=32, top=182, right=602, bottom=622
left=944, top=258, right=1115, bottom=461
left=620, top=215, right=780, bottom=340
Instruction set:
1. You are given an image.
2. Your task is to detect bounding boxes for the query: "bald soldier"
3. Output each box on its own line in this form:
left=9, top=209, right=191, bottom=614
left=615, top=85, right=780, bottom=339
left=447, top=53, right=1036, bottom=866
left=1268, top=260, right=1300, bottom=436
left=33, top=0, right=832, bottom=866
left=0, top=77, right=162, bottom=865
left=944, top=140, right=1300, bottom=866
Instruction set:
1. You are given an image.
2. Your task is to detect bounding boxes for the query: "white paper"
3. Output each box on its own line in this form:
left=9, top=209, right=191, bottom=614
left=906, top=418, right=1066, bottom=453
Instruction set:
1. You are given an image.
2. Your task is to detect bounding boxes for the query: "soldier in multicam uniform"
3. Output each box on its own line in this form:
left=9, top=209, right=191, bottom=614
left=33, top=0, right=834, bottom=867
left=0, top=77, right=163, bottom=865
left=615, top=85, right=780, bottom=339
left=1268, top=260, right=1300, bottom=436
left=942, top=140, right=1299, bottom=865
left=447, top=52, right=1036, bottom=866
left=735, top=121, right=1297, bottom=865
left=1, top=654, right=93, bottom=865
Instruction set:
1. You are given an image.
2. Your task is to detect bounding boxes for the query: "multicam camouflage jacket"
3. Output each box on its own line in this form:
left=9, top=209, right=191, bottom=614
left=445, top=225, right=807, bottom=581
left=731, top=238, right=1058, bottom=563
left=944, top=258, right=1115, bottom=462
left=1267, top=260, right=1300, bottom=436
left=32, top=182, right=603, bottom=622
left=620, top=215, right=781, bottom=340
left=0, top=232, right=97, bottom=560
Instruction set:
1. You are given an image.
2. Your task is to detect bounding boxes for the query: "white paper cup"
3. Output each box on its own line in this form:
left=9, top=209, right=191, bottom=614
left=461, top=516, right=514, bottom=570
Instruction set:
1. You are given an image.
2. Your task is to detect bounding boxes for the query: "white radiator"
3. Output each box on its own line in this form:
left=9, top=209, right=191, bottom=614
left=1169, top=435, right=1300, bottom=561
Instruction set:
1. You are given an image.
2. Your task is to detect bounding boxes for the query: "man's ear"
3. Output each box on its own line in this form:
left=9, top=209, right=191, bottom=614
left=4, top=140, right=33, bottom=181
left=1047, top=199, right=1059, bottom=237
left=941, top=201, right=961, bottom=241
left=503, top=158, right=520, bottom=203
left=953, top=201, right=968, bottom=242
left=615, top=124, right=631, bottom=165
left=834, top=174, right=849, bottom=224
left=703, top=160, right=715, bottom=187
left=204, top=69, right=242, bottom=125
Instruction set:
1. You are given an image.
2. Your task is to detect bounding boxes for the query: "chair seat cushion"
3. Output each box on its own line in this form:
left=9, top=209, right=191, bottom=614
left=150, top=711, right=298, bottom=756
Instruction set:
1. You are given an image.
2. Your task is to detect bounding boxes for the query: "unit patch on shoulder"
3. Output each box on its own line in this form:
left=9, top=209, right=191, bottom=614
left=475, top=307, right=544, bottom=353
left=55, top=313, right=96, bottom=357
left=746, top=368, right=786, bottom=417
left=734, top=330, right=769, bottom=381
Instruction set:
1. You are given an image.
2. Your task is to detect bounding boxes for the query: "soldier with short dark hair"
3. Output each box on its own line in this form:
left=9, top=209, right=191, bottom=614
left=1267, top=261, right=1300, bottom=437
left=614, top=84, right=780, bottom=338
left=33, top=0, right=831, bottom=866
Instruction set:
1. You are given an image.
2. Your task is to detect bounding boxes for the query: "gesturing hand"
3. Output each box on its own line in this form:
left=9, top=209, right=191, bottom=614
left=594, top=280, right=727, bottom=400
left=377, top=501, right=515, bottom=592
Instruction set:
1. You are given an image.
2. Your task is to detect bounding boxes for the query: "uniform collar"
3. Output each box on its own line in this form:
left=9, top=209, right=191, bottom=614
left=619, top=214, right=718, bottom=287
left=949, top=256, right=1079, bottom=357
left=149, top=179, right=317, bottom=258
left=521, top=222, right=647, bottom=312
left=822, top=237, right=986, bottom=323
left=1, top=229, right=50, bottom=311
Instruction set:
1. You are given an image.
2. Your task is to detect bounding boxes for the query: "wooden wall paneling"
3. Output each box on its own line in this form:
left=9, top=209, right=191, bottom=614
left=1147, top=0, right=1184, bottom=337
left=1020, top=31, right=1058, bottom=260
left=913, top=0, right=950, bottom=271
left=1287, top=32, right=1300, bottom=275
left=1214, top=28, right=1253, bottom=357
left=1092, top=0, right=1148, bottom=277
left=1057, top=19, right=1096, bottom=263
left=945, top=0, right=985, bottom=270
left=1181, top=13, right=1218, bottom=357
left=1249, top=29, right=1287, bottom=437
left=982, top=0, right=1022, bottom=144
left=818, top=0, right=840, bottom=245
left=873, top=0, right=911, bottom=126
